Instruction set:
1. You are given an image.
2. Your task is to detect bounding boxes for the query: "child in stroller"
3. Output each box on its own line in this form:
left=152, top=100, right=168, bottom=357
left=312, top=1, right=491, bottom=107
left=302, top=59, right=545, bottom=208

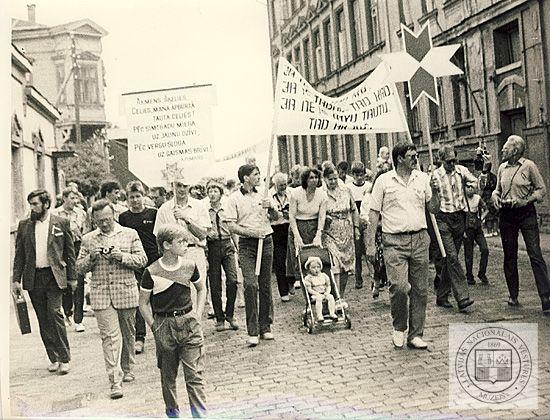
left=298, top=245, right=351, bottom=333
left=303, top=256, right=338, bottom=322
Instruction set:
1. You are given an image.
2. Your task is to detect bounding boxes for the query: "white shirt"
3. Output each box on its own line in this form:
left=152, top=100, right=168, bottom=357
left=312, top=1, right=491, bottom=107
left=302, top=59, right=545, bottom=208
left=35, top=212, right=51, bottom=268
left=154, top=197, right=211, bottom=246
left=370, top=169, right=432, bottom=234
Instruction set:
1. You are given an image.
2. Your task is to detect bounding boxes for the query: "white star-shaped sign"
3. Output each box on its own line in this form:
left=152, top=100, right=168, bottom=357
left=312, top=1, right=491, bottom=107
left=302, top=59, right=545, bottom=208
left=381, top=23, right=462, bottom=108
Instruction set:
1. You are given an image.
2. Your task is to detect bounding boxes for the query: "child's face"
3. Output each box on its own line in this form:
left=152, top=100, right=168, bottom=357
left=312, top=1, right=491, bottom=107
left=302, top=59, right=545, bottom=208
left=465, top=185, right=475, bottom=197
left=308, top=261, right=322, bottom=275
left=352, top=172, right=365, bottom=184
left=164, top=236, right=188, bottom=257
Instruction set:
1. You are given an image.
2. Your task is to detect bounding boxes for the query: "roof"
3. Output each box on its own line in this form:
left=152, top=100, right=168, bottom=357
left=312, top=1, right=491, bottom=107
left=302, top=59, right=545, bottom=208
left=12, top=17, right=108, bottom=37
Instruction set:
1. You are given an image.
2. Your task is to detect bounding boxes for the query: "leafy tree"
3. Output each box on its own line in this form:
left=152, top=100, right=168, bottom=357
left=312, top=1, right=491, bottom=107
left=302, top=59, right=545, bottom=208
left=58, top=130, right=114, bottom=198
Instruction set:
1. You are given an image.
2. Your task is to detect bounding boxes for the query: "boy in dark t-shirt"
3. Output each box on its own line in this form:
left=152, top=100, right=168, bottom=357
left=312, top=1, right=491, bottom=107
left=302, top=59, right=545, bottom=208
left=139, top=225, right=207, bottom=418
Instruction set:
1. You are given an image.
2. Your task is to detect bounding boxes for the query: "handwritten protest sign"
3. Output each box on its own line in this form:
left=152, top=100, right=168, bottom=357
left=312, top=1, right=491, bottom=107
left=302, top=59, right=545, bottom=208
left=123, top=84, right=215, bottom=185
left=273, top=57, right=408, bottom=135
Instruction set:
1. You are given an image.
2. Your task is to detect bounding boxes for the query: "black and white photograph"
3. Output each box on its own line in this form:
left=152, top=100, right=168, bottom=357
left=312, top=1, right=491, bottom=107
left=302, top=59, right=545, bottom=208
left=2, top=0, right=550, bottom=418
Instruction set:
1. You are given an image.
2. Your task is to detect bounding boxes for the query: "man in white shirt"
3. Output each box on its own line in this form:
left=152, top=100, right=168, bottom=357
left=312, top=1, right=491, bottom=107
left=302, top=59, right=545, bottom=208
left=365, top=143, right=440, bottom=350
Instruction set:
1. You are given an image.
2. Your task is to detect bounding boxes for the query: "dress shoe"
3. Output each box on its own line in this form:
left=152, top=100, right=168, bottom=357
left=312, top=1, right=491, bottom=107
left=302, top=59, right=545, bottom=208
left=74, top=323, right=85, bottom=333
left=261, top=332, right=274, bottom=340
left=58, top=362, right=70, bottom=375
left=507, top=297, right=520, bottom=307
left=458, top=298, right=475, bottom=311
left=48, top=362, right=59, bottom=373
left=246, top=336, right=259, bottom=347
left=207, top=310, right=216, bottom=320
left=392, top=330, right=404, bottom=349
left=478, top=274, right=489, bottom=284
left=407, top=337, right=428, bottom=350
left=466, top=276, right=476, bottom=285
left=226, top=318, right=239, bottom=330
left=542, top=296, right=550, bottom=313
left=436, top=298, right=453, bottom=308
left=110, top=385, right=123, bottom=399
left=135, top=340, right=144, bottom=354
left=122, top=372, right=135, bottom=383
left=372, top=284, right=380, bottom=299
left=215, top=321, right=225, bottom=332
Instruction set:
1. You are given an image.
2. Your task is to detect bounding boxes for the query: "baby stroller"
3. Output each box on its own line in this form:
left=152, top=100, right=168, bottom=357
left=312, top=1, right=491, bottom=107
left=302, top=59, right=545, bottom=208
left=298, top=245, right=352, bottom=334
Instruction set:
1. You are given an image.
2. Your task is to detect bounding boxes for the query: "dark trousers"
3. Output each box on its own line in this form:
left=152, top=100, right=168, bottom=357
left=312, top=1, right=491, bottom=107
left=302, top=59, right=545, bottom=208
left=134, top=271, right=146, bottom=342
left=271, top=224, right=293, bottom=297
left=463, top=226, right=489, bottom=280
left=207, top=238, right=238, bottom=323
left=28, top=268, right=71, bottom=363
left=355, top=225, right=366, bottom=287
left=62, top=241, right=84, bottom=323
left=435, top=211, right=470, bottom=303
left=499, top=204, right=550, bottom=300
left=238, top=236, right=274, bottom=336
left=153, top=314, right=207, bottom=418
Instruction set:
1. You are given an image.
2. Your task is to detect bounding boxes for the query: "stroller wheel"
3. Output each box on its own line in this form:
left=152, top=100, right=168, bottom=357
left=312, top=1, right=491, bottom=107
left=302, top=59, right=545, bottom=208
left=307, top=325, right=314, bottom=334
left=345, top=317, right=352, bottom=329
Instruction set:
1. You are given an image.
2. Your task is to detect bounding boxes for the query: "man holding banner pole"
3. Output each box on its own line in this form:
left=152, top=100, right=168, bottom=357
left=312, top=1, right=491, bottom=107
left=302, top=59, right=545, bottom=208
left=224, top=164, right=278, bottom=347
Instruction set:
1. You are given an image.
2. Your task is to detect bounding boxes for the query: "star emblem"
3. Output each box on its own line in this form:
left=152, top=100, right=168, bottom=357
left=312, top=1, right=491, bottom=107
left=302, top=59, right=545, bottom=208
left=381, top=23, right=462, bottom=108
left=161, top=162, right=186, bottom=182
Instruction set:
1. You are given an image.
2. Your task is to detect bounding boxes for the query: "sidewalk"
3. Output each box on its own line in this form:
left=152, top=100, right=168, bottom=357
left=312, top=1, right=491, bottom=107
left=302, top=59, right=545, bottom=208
left=486, top=231, right=550, bottom=254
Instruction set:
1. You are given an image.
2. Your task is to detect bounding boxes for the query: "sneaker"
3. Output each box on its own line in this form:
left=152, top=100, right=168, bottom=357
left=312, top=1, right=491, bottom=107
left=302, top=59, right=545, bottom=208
left=261, top=332, right=274, bottom=340
left=329, top=314, right=338, bottom=320
left=407, top=337, right=428, bottom=350
left=58, top=362, right=70, bottom=375
left=392, top=330, right=405, bottom=349
left=135, top=340, right=144, bottom=354
left=207, top=310, right=216, bottom=319
left=294, top=281, right=301, bottom=289
left=74, top=323, right=85, bottom=333
left=281, top=295, right=290, bottom=302
left=317, top=316, right=325, bottom=323
left=215, top=321, right=225, bottom=332
left=467, top=276, right=476, bottom=285
left=48, top=362, right=59, bottom=373
left=508, top=297, right=520, bottom=306
left=122, top=372, right=135, bottom=383
left=166, top=408, right=180, bottom=418
left=246, top=336, right=259, bottom=347
left=458, top=298, right=475, bottom=311
left=226, top=318, right=239, bottom=330
left=110, top=385, right=123, bottom=399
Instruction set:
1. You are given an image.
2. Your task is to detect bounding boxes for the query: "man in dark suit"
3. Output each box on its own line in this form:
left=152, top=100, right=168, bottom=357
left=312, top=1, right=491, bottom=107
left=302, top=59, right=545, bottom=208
left=12, top=189, right=76, bottom=374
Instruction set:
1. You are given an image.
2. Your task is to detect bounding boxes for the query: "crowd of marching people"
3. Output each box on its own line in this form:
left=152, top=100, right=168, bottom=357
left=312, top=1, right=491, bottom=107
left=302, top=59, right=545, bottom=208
left=12, top=134, right=550, bottom=417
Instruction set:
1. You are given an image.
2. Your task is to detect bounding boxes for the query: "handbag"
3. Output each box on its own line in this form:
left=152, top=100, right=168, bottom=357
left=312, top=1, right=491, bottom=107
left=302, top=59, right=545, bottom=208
left=12, top=291, right=31, bottom=335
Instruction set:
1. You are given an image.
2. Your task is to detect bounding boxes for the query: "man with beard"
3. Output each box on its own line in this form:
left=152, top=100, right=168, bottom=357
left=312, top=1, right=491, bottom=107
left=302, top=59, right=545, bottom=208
left=12, top=189, right=76, bottom=374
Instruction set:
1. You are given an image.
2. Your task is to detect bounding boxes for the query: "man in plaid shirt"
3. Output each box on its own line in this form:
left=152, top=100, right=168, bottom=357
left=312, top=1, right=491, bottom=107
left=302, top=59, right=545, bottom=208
left=77, top=199, right=147, bottom=399
left=432, top=145, right=477, bottom=311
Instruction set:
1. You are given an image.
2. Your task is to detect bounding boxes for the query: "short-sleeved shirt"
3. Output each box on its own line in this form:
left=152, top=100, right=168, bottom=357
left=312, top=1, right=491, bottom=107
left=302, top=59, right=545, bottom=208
left=154, top=197, right=211, bottom=246
left=224, top=188, right=273, bottom=237
left=119, top=207, right=159, bottom=265
left=494, top=157, right=547, bottom=203
left=292, top=187, right=326, bottom=221
left=347, top=181, right=372, bottom=212
left=141, top=257, right=200, bottom=314
left=370, top=169, right=432, bottom=234
left=304, top=272, right=330, bottom=294
left=465, top=194, right=483, bottom=214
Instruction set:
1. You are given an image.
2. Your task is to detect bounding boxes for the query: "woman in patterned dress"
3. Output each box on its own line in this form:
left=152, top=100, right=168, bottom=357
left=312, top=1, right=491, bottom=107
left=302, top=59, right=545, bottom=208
left=321, top=165, right=359, bottom=299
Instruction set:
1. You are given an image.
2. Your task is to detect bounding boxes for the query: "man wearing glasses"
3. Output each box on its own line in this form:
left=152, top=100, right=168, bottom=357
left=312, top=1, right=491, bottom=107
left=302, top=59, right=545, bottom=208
left=366, top=143, right=441, bottom=350
left=432, top=145, right=477, bottom=311
left=154, top=177, right=211, bottom=312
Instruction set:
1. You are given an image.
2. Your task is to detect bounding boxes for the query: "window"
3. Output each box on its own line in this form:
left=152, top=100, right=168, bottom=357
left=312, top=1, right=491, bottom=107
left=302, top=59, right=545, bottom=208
left=293, top=46, right=302, bottom=74
left=451, top=47, right=472, bottom=123
left=323, top=19, right=333, bottom=74
left=344, top=135, right=354, bottom=161
left=336, top=8, right=348, bottom=66
left=358, top=134, right=371, bottom=167
left=397, top=0, right=406, bottom=24
left=376, top=134, right=387, bottom=152
left=293, top=135, right=300, bottom=165
left=404, top=84, right=421, bottom=136
left=421, top=0, right=434, bottom=15
left=303, top=38, right=311, bottom=81
left=330, top=134, right=339, bottom=162
left=370, top=0, right=380, bottom=46
left=78, top=64, right=99, bottom=104
left=350, top=0, right=364, bottom=58
left=319, top=135, right=328, bottom=162
left=56, top=64, right=67, bottom=104
left=302, top=135, right=309, bottom=165
left=290, top=0, right=297, bottom=14
left=312, top=29, right=322, bottom=80
left=429, top=82, right=445, bottom=129
left=286, top=52, right=292, bottom=63
left=493, top=20, right=520, bottom=68
left=11, top=146, right=25, bottom=225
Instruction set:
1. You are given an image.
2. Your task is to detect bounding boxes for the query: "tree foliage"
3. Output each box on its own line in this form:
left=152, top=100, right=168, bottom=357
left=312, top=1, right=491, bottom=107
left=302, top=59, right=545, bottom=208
left=58, top=131, right=113, bottom=198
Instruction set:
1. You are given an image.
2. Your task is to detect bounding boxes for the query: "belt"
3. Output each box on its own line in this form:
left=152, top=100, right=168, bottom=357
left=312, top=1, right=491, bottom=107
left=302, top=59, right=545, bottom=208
left=207, top=236, right=231, bottom=242
left=385, top=229, right=426, bottom=235
left=242, top=233, right=272, bottom=240
left=36, top=267, right=52, bottom=271
left=155, top=307, right=192, bottom=317
left=187, top=244, right=197, bottom=248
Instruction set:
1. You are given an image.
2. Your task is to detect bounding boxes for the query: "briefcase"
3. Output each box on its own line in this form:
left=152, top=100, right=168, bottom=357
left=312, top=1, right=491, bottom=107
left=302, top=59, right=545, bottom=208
left=12, top=292, right=31, bottom=335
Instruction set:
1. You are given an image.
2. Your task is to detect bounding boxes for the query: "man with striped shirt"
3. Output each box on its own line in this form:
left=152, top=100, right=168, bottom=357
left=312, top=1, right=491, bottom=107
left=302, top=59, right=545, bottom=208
left=432, top=145, right=476, bottom=311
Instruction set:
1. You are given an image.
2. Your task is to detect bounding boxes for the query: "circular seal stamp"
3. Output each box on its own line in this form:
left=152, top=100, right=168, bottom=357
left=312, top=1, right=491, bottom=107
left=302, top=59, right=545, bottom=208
left=454, top=326, right=532, bottom=404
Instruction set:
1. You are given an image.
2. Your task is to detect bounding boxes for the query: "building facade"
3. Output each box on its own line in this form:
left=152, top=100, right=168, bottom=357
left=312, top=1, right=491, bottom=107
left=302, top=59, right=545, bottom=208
left=12, top=4, right=109, bottom=143
left=268, top=0, right=550, bottom=225
left=11, top=43, right=63, bottom=243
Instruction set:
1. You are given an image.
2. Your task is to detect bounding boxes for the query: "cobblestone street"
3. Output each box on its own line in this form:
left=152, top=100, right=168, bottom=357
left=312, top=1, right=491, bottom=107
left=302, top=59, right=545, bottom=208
left=9, top=244, right=550, bottom=418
